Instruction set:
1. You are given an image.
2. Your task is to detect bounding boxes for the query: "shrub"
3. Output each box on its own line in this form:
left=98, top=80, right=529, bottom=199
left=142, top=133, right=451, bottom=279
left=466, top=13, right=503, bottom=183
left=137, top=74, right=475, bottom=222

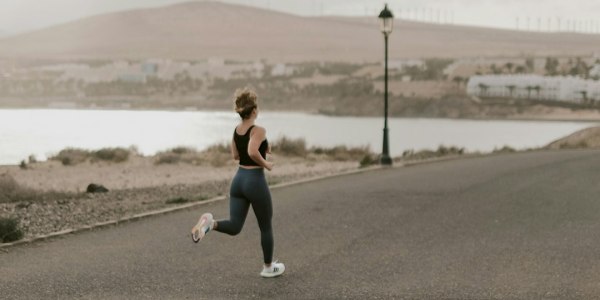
left=50, top=147, right=131, bottom=165
left=155, top=152, right=182, bottom=164
left=166, top=195, right=209, bottom=204
left=559, top=141, right=589, bottom=149
left=359, top=154, right=376, bottom=168
left=312, top=145, right=371, bottom=161
left=165, top=197, right=189, bottom=204
left=0, top=217, right=24, bottom=243
left=19, top=160, right=27, bottom=170
left=50, top=148, right=90, bottom=166
left=92, top=148, right=130, bottom=163
left=493, top=146, right=517, bottom=153
left=436, top=145, right=464, bottom=156
left=171, top=147, right=194, bottom=155
left=402, top=145, right=465, bottom=161
left=155, top=147, right=215, bottom=165
left=272, top=137, right=307, bottom=157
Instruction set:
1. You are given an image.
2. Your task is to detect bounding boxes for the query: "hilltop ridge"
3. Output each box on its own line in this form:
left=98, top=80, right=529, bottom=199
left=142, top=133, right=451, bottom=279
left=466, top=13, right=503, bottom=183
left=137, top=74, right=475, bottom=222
left=0, top=1, right=599, bottom=61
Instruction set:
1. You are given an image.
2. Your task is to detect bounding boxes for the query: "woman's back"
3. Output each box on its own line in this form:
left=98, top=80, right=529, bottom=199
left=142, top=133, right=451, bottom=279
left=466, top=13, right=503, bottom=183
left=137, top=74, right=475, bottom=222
left=234, top=125, right=268, bottom=167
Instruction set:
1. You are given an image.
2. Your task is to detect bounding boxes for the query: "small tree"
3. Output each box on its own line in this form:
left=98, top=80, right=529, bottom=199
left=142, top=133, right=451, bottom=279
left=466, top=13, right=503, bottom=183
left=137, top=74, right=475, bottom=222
left=452, top=76, right=464, bottom=89
left=545, top=57, right=559, bottom=76
left=533, top=85, right=542, bottom=99
left=579, top=91, right=588, bottom=105
left=526, top=86, right=534, bottom=99
left=515, top=65, right=527, bottom=74
left=506, top=85, right=517, bottom=98
left=525, top=58, right=535, bottom=72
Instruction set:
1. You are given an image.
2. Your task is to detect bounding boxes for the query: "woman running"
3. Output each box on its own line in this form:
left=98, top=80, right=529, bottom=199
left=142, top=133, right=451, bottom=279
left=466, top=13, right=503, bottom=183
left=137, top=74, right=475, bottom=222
left=191, top=88, right=285, bottom=278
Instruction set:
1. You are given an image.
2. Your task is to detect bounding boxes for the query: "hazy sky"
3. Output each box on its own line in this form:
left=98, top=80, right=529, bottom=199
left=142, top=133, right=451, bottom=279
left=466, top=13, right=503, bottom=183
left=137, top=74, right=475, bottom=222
left=0, top=0, right=599, bottom=35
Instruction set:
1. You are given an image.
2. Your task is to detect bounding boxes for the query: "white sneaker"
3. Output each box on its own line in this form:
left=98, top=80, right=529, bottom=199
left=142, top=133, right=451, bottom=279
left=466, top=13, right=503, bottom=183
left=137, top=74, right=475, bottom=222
left=191, top=213, right=214, bottom=243
left=260, top=261, right=285, bottom=278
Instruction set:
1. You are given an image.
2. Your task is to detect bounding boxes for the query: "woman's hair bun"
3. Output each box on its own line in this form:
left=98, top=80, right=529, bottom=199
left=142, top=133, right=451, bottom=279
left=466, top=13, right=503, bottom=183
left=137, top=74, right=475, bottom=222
left=234, top=88, right=258, bottom=119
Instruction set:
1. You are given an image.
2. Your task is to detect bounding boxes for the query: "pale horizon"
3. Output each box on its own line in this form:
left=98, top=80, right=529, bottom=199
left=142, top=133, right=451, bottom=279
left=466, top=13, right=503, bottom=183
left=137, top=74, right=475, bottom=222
left=0, top=0, right=599, bottom=36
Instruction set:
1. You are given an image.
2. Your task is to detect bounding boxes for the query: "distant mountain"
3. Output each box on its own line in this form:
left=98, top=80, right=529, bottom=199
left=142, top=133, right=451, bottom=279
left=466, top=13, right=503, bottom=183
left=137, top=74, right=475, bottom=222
left=0, top=1, right=598, bottom=62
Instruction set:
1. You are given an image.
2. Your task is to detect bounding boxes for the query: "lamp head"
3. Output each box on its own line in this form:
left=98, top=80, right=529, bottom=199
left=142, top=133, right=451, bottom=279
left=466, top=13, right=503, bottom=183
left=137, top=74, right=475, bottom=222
left=378, top=4, right=394, bottom=35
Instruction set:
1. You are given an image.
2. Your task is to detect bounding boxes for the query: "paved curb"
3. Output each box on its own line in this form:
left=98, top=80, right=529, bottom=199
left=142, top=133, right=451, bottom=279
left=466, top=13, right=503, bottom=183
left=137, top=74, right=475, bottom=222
left=0, top=154, right=483, bottom=250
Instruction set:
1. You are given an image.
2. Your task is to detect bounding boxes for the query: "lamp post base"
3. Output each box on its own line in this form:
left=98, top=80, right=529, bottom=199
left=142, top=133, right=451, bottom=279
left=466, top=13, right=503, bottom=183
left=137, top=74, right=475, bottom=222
left=380, top=154, right=393, bottom=166
left=381, top=127, right=393, bottom=166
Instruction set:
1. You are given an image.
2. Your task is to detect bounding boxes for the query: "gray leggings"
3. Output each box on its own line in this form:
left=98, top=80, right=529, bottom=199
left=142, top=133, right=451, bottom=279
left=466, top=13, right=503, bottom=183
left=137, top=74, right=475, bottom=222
left=215, top=168, right=274, bottom=264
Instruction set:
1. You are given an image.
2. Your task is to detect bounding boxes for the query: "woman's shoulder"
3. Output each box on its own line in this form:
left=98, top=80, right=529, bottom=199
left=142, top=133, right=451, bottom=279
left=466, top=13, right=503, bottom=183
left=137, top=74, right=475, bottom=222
left=252, top=125, right=266, bottom=132
left=250, top=125, right=267, bottom=137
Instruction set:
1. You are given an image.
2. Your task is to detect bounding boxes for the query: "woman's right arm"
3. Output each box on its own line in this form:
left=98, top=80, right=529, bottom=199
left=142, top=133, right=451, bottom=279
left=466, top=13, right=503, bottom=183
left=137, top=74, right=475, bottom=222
left=248, top=126, right=273, bottom=171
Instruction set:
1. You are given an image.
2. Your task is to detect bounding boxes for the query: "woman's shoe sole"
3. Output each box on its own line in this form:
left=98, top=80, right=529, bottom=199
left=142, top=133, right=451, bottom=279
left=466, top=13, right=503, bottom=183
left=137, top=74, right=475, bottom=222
left=191, top=214, right=211, bottom=243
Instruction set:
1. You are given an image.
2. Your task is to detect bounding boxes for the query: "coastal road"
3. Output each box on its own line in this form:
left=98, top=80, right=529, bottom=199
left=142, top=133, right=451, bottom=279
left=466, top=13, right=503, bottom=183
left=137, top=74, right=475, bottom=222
left=2, top=150, right=600, bottom=299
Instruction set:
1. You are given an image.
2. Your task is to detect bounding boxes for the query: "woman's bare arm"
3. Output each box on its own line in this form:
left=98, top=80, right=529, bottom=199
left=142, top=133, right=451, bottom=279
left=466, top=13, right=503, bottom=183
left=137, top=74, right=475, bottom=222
left=231, top=138, right=240, bottom=160
left=248, top=126, right=273, bottom=171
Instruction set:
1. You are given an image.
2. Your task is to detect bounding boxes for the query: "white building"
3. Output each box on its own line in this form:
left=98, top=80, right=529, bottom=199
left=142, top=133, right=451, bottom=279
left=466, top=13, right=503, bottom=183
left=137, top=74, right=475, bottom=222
left=270, top=63, right=294, bottom=76
left=467, top=74, right=600, bottom=103
left=590, top=64, right=600, bottom=78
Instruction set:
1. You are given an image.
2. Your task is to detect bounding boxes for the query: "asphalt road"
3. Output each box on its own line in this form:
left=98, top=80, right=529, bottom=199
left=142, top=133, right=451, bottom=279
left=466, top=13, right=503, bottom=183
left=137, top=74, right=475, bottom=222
left=2, top=150, right=600, bottom=299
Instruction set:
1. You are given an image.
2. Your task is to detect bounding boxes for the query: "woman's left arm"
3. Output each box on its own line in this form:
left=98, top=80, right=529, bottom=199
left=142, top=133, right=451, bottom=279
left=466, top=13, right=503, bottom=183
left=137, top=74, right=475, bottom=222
left=231, top=137, right=240, bottom=161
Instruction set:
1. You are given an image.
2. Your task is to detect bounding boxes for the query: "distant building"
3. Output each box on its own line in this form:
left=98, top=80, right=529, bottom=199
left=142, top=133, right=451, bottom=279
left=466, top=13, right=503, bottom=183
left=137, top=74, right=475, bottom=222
left=270, top=63, right=294, bottom=76
left=590, top=64, right=600, bottom=78
left=467, top=74, right=600, bottom=103
left=208, top=57, right=225, bottom=67
left=35, top=63, right=90, bottom=72
left=141, top=63, right=158, bottom=75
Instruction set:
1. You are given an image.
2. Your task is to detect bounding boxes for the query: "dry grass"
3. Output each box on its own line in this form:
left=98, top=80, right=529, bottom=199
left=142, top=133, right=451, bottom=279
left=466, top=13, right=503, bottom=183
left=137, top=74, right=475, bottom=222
left=155, top=137, right=375, bottom=167
left=546, top=127, right=600, bottom=150
left=0, top=173, right=37, bottom=203
left=0, top=173, right=74, bottom=204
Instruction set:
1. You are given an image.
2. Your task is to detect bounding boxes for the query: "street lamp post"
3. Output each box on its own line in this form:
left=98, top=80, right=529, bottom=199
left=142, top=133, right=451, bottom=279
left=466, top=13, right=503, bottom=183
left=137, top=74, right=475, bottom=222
left=379, top=4, right=394, bottom=166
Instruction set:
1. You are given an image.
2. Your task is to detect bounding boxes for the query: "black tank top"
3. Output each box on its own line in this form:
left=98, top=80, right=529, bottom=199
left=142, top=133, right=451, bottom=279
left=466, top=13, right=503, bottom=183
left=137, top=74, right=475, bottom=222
left=233, top=125, right=268, bottom=167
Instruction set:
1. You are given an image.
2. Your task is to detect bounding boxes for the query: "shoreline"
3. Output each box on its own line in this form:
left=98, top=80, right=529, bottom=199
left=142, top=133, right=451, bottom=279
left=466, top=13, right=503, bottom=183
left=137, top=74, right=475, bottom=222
left=2, top=105, right=600, bottom=120
left=1, top=114, right=597, bottom=166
